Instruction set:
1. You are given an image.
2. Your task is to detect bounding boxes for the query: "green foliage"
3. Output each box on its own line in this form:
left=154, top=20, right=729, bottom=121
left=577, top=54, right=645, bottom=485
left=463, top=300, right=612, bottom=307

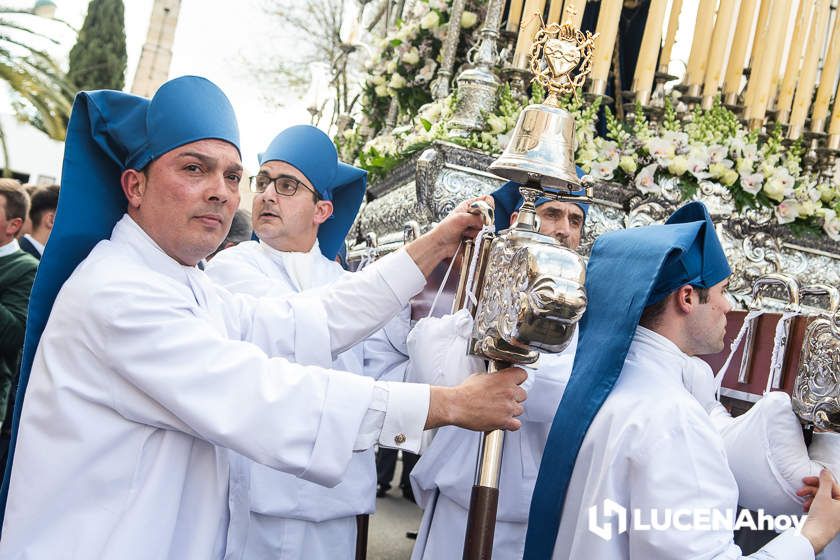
left=67, top=0, right=127, bottom=90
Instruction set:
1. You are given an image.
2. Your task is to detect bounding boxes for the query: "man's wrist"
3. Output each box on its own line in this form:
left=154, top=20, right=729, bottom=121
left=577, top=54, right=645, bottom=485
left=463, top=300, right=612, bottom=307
left=406, top=232, right=449, bottom=279
left=427, top=385, right=459, bottom=429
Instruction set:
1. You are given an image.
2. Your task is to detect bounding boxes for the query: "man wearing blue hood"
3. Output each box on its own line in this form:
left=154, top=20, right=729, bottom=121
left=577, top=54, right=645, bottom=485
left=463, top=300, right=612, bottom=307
left=523, top=201, right=840, bottom=559
left=408, top=179, right=588, bottom=559
left=0, top=77, right=529, bottom=560
left=206, top=125, right=414, bottom=559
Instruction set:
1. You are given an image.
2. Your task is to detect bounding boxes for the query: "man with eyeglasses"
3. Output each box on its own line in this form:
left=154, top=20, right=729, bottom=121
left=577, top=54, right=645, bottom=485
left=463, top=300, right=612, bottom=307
left=207, top=125, right=415, bottom=559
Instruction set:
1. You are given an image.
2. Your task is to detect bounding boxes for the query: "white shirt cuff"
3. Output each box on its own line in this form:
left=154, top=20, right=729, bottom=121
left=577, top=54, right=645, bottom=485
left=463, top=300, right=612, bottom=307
left=377, top=380, right=429, bottom=453
left=752, top=529, right=814, bottom=559
left=370, top=249, right=426, bottom=305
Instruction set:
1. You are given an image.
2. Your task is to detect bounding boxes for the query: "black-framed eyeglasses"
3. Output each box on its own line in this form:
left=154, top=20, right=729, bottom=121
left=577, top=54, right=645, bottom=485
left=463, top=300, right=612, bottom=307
left=249, top=174, right=320, bottom=199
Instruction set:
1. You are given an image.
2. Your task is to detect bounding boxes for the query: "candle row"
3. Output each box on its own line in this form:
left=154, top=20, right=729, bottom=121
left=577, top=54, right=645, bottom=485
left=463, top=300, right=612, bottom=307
left=503, top=0, right=840, bottom=143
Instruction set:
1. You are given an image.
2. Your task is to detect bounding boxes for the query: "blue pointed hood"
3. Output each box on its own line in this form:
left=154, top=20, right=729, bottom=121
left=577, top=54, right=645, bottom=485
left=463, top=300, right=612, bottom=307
left=258, top=125, right=366, bottom=260
left=523, top=201, right=731, bottom=558
left=0, top=76, right=240, bottom=524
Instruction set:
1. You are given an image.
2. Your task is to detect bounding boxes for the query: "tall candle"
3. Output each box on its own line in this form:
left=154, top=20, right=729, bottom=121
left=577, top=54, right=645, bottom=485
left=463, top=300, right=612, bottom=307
left=829, top=78, right=840, bottom=136
left=745, top=0, right=788, bottom=126
left=685, top=0, right=718, bottom=96
left=512, top=0, right=547, bottom=69
left=589, top=0, right=623, bottom=95
left=632, top=0, right=669, bottom=104
left=546, top=0, right=562, bottom=24
left=767, top=1, right=797, bottom=111
left=723, top=0, right=757, bottom=102
left=811, top=6, right=840, bottom=131
left=561, top=0, right=585, bottom=27
left=748, top=0, right=771, bottom=71
left=506, top=0, right=525, bottom=33
left=702, top=0, right=738, bottom=109
left=789, top=0, right=831, bottom=139
left=775, top=0, right=813, bottom=122
left=658, top=0, right=684, bottom=74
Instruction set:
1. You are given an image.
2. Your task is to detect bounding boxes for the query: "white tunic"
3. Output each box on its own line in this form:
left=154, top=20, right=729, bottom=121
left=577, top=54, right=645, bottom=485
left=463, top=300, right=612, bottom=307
left=0, top=215, right=428, bottom=560
left=408, top=313, right=577, bottom=560
left=552, top=326, right=814, bottom=559
left=206, top=240, right=410, bottom=559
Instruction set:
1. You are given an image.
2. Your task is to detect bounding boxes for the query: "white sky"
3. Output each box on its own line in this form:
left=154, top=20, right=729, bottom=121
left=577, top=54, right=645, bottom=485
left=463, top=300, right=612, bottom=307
left=4, top=0, right=314, bottom=177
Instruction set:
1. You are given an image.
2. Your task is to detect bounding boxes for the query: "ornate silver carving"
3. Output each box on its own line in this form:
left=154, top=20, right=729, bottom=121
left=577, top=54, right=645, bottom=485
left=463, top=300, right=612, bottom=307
left=793, top=312, right=840, bottom=431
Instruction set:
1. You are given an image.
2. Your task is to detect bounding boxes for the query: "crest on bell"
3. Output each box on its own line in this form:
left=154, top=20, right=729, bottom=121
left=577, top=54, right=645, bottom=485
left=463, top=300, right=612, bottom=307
left=528, top=22, right=597, bottom=103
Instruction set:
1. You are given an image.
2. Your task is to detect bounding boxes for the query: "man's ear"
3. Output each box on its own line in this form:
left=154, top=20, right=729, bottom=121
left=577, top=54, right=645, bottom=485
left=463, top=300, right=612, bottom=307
left=44, top=210, right=56, bottom=230
left=509, top=211, right=518, bottom=227
left=313, top=200, right=334, bottom=225
left=7, top=217, right=22, bottom=237
left=121, top=169, right=146, bottom=210
left=674, top=285, right=695, bottom=314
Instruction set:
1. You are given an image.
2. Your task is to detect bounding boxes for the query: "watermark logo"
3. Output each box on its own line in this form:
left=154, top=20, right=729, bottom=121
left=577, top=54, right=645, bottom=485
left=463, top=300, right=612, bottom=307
left=588, top=499, right=806, bottom=541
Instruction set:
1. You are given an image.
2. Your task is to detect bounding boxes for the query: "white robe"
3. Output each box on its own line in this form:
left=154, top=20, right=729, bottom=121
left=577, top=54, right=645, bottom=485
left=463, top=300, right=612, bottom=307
left=552, top=326, right=814, bottom=559
left=206, top=239, right=410, bottom=559
left=0, top=215, right=427, bottom=560
left=408, top=313, right=577, bottom=560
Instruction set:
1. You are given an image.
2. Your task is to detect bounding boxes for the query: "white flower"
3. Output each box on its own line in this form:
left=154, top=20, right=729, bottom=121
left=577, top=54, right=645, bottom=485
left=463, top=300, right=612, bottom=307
left=597, top=139, right=620, bottom=160
left=388, top=73, right=407, bottom=89
left=420, top=11, right=440, bottom=29
left=461, top=11, right=478, bottom=28
left=374, top=84, right=389, bottom=97
left=687, top=157, right=711, bottom=180
left=775, top=199, right=800, bottom=224
left=635, top=163, right=660, bottom=194
left=763, top=177, right=789, bottom=202
left=662, top=130, right=689, bottom=148
left=386, top=59, right=398, bottom=74
left=798, top=199, right=820, bottom=218
left=417, top=59, right=437, bottom=83
left=667, top=155, right=689, bottom=176
left=736, top=157, right=755, bottom=176
left=707, top=144, right=728, bottom=163
left=419, top=101, right=442, bottom=122
left=590, top=160, right=618, bottom=180
left=429, top=0, right=447, bottom=9
left=771, top=167, right=795, bottom=192
left=720, top=169, right=739, bottom=187
left=619, top=155, right=637, bottom=175
left=818, top=183, right=836, bottom=203
left=823, top=210, right=840, bottom=240
left=708, top=161, right=733, bottom=179
left=402, top=47, right=420, bottom=66
left=646, top=137, right=676, bottom=160
left=371, top=74, right=386, bottom=86
left=740, top=172, right=764, bottom=195
left=412, top=2, right=430, bottom=18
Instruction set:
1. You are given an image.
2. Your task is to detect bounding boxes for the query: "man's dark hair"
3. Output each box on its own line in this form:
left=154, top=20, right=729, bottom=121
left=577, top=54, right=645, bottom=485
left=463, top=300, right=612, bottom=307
left=0, top=179, right=29, bottom=221
left=639, top=286, right=710, bottom=328
left=29, top=185, right=60, bottom=228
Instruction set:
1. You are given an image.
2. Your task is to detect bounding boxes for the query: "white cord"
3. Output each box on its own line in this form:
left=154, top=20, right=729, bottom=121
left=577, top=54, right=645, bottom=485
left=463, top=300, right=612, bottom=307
left=426, top=239, right=463, bottom=319
left=714, top=309, right=764, bottom=398
left=463, top=225, right=496, bottom=309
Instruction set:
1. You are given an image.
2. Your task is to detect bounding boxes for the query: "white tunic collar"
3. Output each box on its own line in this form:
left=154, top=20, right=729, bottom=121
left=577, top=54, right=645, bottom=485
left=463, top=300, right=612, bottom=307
left=110, top=214, right=208, bottom=304
left=258, top=239, right=322, bottom=291
left=632, top=325, right=712, bottom=396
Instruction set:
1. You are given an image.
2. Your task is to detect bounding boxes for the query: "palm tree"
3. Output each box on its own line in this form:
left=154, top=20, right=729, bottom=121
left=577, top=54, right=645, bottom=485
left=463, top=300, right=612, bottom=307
left=0, top=6, right=75, bottom=175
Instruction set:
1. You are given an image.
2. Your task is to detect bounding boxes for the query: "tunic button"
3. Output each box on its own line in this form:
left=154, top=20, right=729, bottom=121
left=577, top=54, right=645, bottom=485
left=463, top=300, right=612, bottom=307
left=394, top=433, right=407, bottom=445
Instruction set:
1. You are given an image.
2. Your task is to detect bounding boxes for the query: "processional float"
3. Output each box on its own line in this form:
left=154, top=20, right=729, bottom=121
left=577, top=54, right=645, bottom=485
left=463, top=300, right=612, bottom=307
left=449, top=20, right=595, bottom=560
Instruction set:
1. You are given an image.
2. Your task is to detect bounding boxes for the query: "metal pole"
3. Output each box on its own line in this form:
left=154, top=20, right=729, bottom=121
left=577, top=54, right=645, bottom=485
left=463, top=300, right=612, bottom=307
left=463, top=360, right=509, bottom=560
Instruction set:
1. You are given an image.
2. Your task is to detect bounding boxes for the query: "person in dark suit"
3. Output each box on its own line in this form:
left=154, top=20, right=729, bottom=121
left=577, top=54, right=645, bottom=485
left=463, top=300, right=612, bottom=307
left=19, top=184, right=59, bottom=260
left=0, top=179, right=38, bottom=465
